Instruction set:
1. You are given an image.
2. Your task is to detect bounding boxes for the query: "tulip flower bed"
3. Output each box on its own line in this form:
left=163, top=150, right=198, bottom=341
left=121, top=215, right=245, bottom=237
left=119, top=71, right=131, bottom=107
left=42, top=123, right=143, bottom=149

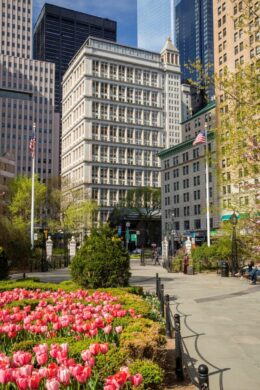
left=0, top=283, right=165, bottom=389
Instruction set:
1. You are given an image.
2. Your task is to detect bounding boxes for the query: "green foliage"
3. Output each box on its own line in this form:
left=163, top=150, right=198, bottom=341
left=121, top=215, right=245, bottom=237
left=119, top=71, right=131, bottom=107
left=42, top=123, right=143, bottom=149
left=129, top=359, right=164, bottom=390
left=9, top=175, right=46, bottom=230
left=95, top=346, right=128, bottom=382
left=191, top=235, right=250, bottom=271
left=70, top=225, right=131, bottom=288
left=0, top=218, right=31, bottom=271
left=0, top=280, right=78, bottom=292
left=0, top=247, right=9, bottom=280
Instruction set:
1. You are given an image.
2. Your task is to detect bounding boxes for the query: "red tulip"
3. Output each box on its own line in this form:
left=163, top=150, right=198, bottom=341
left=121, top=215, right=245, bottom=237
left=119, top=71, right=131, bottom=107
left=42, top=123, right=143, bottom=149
left=89, top=343, right=100, bottom=356
left=28, top=372, right=41, bottom=389
left=99, top=343, right=109, bottom=354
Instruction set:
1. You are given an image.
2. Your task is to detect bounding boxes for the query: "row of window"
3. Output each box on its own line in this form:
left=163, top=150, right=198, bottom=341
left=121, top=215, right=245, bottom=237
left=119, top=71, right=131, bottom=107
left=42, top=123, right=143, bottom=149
left=92, top=61, right=159, bottom=87
left=92, top=81, right=159, bottom=107
left=164, top=147, right=210, bottom=169
left=92, top=124, right=159, bottom=146
left=1, top=61, right=54, bottom=74
left=165, top=218, right=206, bottom=231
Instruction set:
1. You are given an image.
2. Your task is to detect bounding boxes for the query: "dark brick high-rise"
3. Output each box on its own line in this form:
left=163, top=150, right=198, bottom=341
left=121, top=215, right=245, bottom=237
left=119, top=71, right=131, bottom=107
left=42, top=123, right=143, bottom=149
left=34, top=3, right=117, bottom=113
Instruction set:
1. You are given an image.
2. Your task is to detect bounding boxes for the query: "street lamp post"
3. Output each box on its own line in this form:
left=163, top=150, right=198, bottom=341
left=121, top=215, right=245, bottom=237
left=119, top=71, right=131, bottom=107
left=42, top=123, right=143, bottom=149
left=230, top=212, right=238, bottom=275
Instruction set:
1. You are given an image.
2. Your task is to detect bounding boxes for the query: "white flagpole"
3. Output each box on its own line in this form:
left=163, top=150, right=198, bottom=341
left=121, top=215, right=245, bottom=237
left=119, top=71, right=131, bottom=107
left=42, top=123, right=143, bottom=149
left=30, top=122, right=36, bottom=250
left=205, top=122, right=211, bottom=247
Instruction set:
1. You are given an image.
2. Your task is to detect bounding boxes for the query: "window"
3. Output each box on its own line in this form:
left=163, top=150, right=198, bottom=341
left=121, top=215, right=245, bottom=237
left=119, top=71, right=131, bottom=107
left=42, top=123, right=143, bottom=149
left=194, top=205, right=201, bottom=215
left=194, top=219, right=201, bottom=229
left=184, top=220, right=190, bottom=230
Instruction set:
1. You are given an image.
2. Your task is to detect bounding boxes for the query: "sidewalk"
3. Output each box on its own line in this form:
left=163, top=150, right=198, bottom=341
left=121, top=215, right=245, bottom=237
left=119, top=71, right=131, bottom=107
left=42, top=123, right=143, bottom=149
left=130, top=260, right=260, bottom=390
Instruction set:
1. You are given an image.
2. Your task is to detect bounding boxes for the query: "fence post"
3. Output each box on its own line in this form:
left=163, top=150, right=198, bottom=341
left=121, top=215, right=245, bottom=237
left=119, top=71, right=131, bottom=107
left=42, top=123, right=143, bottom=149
left=157, top=277, right=161, bottom=299
left=165, top=294, right=172, bottom=337
left=198, top=364, right=209, bottom=389
left=156, top=273, right=159, bottom=297
left=174, top=313, right=184, bottom=380
left=160, top=284, right=164, bottom=317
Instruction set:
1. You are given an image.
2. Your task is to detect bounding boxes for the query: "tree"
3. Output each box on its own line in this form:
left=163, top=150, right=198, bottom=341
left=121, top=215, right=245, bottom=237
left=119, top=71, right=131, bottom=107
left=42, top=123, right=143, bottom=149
left=9, top=175, right=46, bottom=231
left=70, top=224, right=130, bottom=288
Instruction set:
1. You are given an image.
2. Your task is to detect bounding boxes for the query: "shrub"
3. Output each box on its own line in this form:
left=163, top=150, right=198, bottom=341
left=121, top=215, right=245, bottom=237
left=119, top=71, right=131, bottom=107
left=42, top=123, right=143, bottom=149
left=120, top=318, right=166, bottom=362
left=129, top=359, right=164, bottom=390
left=70, top=225, right=131, bottom=288
left=0, top=247, right=9, bottom=280
left=95, top=345, right=128, bottom=382
left=171, top=251, right=183, bottom=272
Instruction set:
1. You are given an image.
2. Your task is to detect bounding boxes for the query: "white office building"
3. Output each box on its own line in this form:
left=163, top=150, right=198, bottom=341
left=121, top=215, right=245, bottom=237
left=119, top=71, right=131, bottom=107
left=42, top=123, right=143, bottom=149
left=62, top=36, right=182, bottom=221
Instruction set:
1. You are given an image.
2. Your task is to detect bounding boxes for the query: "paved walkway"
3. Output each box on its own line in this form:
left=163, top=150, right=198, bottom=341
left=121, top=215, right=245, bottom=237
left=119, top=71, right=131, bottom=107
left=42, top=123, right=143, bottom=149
left=130, top=260, right=260, bottom=390
left=12, top=260, right=260, bottom=390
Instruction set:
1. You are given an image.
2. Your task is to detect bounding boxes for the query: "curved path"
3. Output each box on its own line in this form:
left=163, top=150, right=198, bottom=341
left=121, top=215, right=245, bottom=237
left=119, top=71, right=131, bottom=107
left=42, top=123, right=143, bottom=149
left=130, top=260, right=260, bottom=390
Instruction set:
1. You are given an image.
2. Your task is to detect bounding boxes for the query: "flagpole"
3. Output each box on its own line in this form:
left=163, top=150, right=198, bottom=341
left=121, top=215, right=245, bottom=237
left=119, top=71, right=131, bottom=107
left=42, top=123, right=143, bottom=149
left=30, top=122, right=36, bottom=250
left=205, top=122, right=211, bottom=247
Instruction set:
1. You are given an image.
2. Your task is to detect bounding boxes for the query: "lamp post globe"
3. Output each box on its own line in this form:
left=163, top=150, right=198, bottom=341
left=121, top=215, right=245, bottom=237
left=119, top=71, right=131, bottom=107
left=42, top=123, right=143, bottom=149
left=230, top=212, right=238, bottom=226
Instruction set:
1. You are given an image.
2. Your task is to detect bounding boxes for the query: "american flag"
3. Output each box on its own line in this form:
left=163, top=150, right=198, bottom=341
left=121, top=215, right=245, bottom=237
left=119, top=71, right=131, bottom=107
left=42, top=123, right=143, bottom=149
left=193, top=130, right=206, bottom=146
left=29, top=136, right=36, bottom=158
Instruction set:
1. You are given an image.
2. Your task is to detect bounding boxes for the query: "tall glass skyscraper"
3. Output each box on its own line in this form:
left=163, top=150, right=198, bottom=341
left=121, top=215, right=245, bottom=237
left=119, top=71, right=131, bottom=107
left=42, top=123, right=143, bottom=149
left=175, top=0, right=214, bottom=98
left=137, top=0, right=175, bottom=52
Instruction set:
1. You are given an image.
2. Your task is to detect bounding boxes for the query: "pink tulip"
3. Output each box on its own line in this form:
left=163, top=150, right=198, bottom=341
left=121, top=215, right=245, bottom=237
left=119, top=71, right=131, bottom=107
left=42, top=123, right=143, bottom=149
left=58, top=366, right=70, bottom=386
left=85, top=357, right=95, bottom=368
left=0, top=368, right=12, bottom=384
left=104, top=385, right=117, bottom=390
left=103, top=325, right=113, bottom=335
left=46, top=378, right=60, bottom=390
left=16, top=377, right=29, bottom=390
left=38, top=367, right=48, bottom=379
left=36, top=352, right=48, bottom=366
left=60, top=344, right=68, bottom=355
left=33, top=343, right=48, bottom=354
left=115, top=326, right=122, bottom=334
left=19, top=365, right=33, bottom=376
left=13, top=351, right=32, bottom=366
left=130, top=373, right=143, bottom=387
left=81, top=350, right=92, bottom=362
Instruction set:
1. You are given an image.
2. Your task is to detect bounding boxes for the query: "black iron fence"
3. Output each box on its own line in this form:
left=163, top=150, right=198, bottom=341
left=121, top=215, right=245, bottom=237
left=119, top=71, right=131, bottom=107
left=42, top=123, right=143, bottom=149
left=155, top=273, right=209, bottom=389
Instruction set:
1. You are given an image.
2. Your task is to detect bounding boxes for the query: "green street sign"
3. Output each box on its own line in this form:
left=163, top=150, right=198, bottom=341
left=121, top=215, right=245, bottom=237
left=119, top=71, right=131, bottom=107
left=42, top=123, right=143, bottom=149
left=131, top=234, right=137, bottom=242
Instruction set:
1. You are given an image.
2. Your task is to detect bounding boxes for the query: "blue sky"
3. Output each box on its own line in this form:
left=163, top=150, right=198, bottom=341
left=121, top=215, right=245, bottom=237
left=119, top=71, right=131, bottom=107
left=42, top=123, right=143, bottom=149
left=33, top=0, right=137, bottom=47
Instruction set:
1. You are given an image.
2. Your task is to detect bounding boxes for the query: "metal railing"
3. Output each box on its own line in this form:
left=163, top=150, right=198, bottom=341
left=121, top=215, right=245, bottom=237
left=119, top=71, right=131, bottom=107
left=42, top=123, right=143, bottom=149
left=155, top=273, right=209, bottom=389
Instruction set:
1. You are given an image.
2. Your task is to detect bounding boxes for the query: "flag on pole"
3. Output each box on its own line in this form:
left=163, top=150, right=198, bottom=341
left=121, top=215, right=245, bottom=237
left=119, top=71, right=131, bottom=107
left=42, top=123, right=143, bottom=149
left=193, top=130, right=206, bottom=146
left=29, top=136, right=36, bottom=158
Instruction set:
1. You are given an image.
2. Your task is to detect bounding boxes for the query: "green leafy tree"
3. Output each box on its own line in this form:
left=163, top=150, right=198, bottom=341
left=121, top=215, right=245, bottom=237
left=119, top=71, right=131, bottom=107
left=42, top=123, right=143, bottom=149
left=70, top=224, right=130, bottom=288
left=9, top=175, right=46, bottom=231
